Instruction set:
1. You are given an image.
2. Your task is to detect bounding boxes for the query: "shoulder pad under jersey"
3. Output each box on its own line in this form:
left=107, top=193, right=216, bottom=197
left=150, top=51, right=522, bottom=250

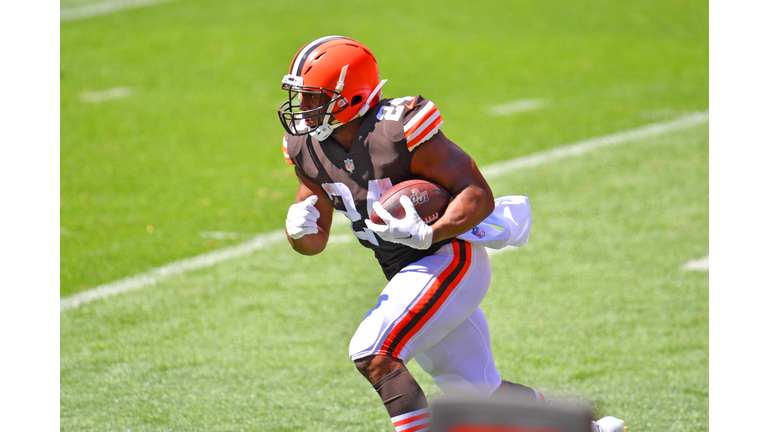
left=282, top=133, right=308, bottom=165
left=375, top=95, right=443, bottom=152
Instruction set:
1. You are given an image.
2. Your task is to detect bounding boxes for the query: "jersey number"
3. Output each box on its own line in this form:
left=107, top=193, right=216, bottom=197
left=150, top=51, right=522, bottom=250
left=376, top=97, right=413, bottom=122
left=322, top=179, right=393, bottom=246
left=379, top=105, right=404, bottom=121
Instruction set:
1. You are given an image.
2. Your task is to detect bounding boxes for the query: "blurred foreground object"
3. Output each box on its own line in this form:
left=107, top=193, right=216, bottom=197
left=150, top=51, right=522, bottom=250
left=430, top=394, right=626, bottom=432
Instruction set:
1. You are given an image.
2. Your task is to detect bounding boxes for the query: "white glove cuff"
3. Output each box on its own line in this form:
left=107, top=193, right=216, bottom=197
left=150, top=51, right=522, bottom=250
left=416, top=225, right=434, bottom=250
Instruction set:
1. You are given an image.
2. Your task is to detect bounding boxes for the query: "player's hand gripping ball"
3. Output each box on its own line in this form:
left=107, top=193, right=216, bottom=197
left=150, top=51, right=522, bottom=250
left=369, top=180, right=450, bottom=225
left=365, top=180, right=450, bottom=250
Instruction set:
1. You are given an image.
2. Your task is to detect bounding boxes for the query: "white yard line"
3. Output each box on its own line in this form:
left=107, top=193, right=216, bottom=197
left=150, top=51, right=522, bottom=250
left=327, top=234, right=355, bottom=244
left=481, top=111, right=709, bottom=179
left=60, top=231, right=285, bottom=311
left=683, top=255, right=709, bottom=271
left=200, top=231, right=246, bottom=240
left=80, top=87, right=133, bottom=103
left=61, top=0, right=178, bottom=21
left=489, top=99, right=547, bottom=116
left=61, top=112, right=709, bottom=311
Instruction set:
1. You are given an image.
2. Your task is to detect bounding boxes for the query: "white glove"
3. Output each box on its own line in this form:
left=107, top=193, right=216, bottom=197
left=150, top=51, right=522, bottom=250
left=286, top=195, right=320, bottom=239
left=365, top=195, right=433, bottom=250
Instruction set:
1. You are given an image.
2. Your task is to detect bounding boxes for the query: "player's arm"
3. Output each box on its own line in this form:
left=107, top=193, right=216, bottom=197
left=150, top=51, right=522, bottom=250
left=285, top=168, right=334, bottom=255
left=410, top=130, right=495, bottom=244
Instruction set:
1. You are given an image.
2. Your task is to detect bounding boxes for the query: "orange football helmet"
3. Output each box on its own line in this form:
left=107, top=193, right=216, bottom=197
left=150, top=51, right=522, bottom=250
left=278, top=36, right=387, bottom=140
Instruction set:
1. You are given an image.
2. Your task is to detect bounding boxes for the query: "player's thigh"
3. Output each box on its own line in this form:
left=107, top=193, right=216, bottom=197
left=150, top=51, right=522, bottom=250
left=349, top=240, right=491, bottom=364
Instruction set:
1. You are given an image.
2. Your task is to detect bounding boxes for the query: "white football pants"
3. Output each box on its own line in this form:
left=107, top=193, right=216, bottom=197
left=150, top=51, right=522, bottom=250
left=349, top=239, right=502, bottom=396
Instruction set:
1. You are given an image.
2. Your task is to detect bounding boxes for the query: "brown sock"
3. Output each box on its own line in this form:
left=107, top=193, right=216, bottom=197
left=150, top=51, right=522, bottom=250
left=373, top=367, right=430, bottom=431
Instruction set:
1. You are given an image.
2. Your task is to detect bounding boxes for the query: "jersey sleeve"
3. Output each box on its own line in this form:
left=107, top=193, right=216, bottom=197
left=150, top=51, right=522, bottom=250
left=281, top=135, right=295, bottom=165
left=401, top=95, right=443, bottom=152
left=282, top=132, right=312, bottom=167
left=375, top=95, right=444, bottom=152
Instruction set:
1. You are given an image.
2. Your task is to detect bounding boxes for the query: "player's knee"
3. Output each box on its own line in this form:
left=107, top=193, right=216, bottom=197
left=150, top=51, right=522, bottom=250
left=353, top=355, right=404, bottom=385
left=492, top=381, right=548, bottom=404
left=353, top=355, right=372, bottom=377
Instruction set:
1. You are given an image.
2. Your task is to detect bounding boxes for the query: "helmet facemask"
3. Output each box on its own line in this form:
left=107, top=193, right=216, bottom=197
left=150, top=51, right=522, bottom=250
left=277, top=37, right=387, bottom=141
left=278, top=74, right=349, bottom=141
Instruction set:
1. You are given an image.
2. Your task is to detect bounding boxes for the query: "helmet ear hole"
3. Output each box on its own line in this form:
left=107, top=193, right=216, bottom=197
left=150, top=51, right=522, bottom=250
left=350, top=95, right=363, bottom=106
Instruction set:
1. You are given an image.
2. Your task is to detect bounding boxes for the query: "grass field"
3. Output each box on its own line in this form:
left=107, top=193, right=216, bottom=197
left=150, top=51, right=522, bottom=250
left=61, top=125, right=708, bottom=431
left=60, top=0, right=708, bottom=430
left=60, top=0, right=707, bottom=297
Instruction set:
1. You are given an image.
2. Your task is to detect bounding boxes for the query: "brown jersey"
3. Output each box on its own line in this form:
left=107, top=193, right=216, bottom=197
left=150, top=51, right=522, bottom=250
left=282, top=95, right=452, bottom=280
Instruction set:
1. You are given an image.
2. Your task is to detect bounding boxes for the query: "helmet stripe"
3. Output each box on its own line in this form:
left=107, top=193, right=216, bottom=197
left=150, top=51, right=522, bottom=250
left=290, top=35, right=349, bottom=77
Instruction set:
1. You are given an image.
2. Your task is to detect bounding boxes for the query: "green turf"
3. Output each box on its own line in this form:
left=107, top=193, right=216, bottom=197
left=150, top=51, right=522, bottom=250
left=60, top=0, right=708, bottom=297
left=61, top=0, right=708, bottom=429
left=61, top=124, right=708, bottom=431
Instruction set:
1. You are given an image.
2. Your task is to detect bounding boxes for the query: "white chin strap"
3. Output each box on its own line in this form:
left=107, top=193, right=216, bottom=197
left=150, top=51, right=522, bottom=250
left=310, top=122, right=343, bottom=141
left=310, top=79, right=388, bottom=141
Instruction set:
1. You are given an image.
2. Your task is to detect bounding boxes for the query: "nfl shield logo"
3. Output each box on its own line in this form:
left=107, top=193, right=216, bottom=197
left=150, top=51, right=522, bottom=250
left=471, top=226, right=486, bottom=238
left=344, top=158, right=355, bottom=173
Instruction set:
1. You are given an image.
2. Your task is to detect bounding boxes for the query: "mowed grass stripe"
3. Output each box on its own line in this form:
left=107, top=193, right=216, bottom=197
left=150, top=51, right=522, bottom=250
left=60, top=125, right=708, bottom=431
left=60, top=113, right=708, bottom=312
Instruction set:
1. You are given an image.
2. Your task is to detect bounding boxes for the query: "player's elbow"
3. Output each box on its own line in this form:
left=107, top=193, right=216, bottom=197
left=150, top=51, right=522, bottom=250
left=478, top=186, right=495, bottom=220
left=294, top=244, right=326, bottom=256
left=287, top=232, right=328, bottom=255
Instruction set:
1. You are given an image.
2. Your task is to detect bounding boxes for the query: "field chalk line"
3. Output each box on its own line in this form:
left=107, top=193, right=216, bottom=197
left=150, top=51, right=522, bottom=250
left=683, top=255, right=709, bottom=271
left=61, top=0, right=178, bottom=21
left=60, top=231, right=285, bottom=311
left=80, top=87, right=133, bottom=103
left=61, top=111, right=708, bottom=312
left=481, top=111, right=708, bottom=179
left=489, top=99, right=547, bottom=116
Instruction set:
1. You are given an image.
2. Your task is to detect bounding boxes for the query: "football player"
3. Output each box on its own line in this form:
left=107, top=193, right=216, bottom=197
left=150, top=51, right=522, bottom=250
left=277, top=36, right=626, bottom=432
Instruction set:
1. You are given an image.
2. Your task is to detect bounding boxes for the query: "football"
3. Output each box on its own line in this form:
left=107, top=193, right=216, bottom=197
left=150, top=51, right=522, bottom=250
left=370, top=179, right=451, bottom=225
